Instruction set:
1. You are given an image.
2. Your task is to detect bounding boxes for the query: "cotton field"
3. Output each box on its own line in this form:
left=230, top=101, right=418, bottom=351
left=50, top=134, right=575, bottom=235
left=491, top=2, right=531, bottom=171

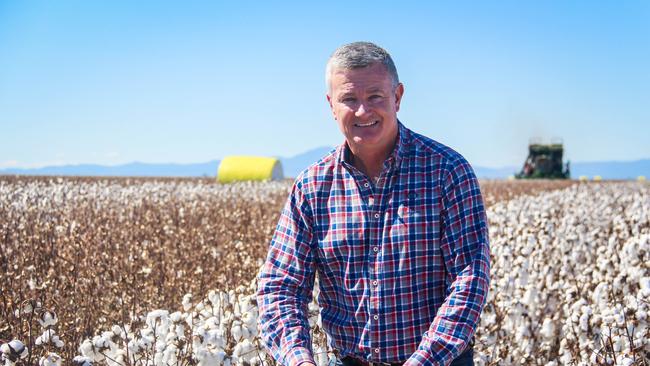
left=1, top=176, right=647, bottom=365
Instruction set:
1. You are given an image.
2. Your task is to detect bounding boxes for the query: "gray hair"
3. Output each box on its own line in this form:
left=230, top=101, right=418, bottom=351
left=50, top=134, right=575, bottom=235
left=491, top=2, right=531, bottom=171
left=325, top=41, right=399, bottom=92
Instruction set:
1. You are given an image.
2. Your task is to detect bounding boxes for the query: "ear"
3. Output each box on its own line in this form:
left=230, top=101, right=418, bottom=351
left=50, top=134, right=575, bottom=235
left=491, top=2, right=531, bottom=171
left=394, top=83, right=404, bottom=112
left=326, top=94, right=337, bottom=120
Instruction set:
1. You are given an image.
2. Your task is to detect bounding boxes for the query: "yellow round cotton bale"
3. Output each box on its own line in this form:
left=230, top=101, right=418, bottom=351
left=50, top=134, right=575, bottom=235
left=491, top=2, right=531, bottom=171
left=217, top=156, right=284, bottom=183
left=638, top=176, right=646, bottom=182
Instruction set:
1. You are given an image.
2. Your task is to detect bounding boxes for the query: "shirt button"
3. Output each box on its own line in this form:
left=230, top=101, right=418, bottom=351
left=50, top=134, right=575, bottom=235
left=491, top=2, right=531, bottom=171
left=373, top=213, right=380, bottom=219
left=373, top=246, right=379, bottom=253
left=372, top=280, right=378, bottom=286
left=374, top=349, right=380, bottom=354
left=364, top=182, right=370, bottom=188
left=373, top=315, right=379, bottom=320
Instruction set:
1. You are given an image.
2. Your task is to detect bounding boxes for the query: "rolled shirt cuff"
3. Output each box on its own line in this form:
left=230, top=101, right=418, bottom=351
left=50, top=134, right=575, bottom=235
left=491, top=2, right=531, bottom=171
left=284, top=346, right=315, bottom=366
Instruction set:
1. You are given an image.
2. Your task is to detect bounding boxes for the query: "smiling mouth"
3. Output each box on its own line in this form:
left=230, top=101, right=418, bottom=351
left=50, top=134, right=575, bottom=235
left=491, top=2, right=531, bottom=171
left=354, top=120, right=379, bottom=127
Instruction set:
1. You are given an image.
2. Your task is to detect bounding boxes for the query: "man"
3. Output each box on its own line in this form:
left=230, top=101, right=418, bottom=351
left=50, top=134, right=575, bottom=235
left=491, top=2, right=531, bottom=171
left=257, top=42, right=490, bottom=366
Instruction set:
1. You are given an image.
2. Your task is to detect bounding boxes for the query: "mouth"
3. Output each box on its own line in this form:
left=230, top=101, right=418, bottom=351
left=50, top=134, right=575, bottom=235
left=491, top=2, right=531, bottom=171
left=354, top=120, right=379, bottom=128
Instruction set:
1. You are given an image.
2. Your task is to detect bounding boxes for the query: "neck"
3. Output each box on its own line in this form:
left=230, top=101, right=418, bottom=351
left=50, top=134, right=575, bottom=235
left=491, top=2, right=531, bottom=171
left=348, top=138, right=397, bottom=180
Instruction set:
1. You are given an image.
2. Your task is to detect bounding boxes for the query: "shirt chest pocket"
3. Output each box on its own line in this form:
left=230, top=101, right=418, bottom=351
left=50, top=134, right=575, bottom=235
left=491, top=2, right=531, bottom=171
left=389, top=192, right=435, bottom=250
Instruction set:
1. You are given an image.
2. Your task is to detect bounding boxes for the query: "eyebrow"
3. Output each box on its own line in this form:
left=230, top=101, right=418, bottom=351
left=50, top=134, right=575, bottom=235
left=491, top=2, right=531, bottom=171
left=338, top=92, right=355, bottom=98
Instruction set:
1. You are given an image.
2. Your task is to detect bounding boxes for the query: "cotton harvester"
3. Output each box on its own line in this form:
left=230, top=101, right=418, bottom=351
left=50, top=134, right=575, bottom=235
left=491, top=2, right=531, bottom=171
left=516, top=140, right=570, bottom=179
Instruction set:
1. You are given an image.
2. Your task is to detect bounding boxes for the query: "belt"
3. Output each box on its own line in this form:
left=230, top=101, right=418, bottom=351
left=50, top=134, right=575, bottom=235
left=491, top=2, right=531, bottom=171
left=340, top=340, right=475, bottom=366
left=341, top=356, right=403, bottom=366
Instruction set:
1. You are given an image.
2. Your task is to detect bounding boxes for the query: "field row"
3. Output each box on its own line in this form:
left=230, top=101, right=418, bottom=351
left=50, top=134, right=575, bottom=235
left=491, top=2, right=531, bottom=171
left=2, top=176, right=578, bottom=364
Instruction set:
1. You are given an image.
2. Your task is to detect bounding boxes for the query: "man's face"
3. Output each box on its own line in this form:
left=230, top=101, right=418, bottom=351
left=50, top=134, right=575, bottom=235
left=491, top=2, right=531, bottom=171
left=327, top=63, right=404, bottom=154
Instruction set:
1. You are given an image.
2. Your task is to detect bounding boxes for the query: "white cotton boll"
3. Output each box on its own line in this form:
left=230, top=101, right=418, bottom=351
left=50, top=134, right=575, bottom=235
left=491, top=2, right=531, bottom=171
left=592, top=282, right=608, bottom=305
left=522, top=287, right=536, bottom=305
left=39, top=352, right=62, bottom=366
left=127, top=339, right=140, bottom=355
left=54, top=339, right=64, bottom=349
left=162, top=344, right=178, bottom=365
left=196, top=302, right=206, bottom=313
left=220, top=292, right=229, bottom=307
left=241, top=311, right=256, bottom=329
left=516, top=324, right=530, bottom=338
left=233, top=339, right=256, bottom=364
left=231, top=323, right=243, bottom=342
left=111, top=325, right=122, bottom=337
left=175, top=323, right=186, bottom=339
left=640, top=277, right=650, bottom=297
left=619, top=357, right=635, bottom=366
left=234, top=301, right=242, bottom=318
left=208, top=291, right=220, bottom=308
left=165, top=331, right=178, bottom=343
left=35, top=331, right=49, bottom=346
left=146, top=309, right=170, bottom=332
left=515, top=268, right=528, bottom=288
left=71, top=356, right=92, bottom=366
left=540, top=318, right=555, bottom=339
left=313, top=346, right=328, bottom=366
left=137, top=336, right=154, bottom=350
left=612, top=335, right=623, bottom=352
left=614, top=312, right=625, bottom=326
left=1, top=340, right=28, bottom=362
left=170, top=311, right=183, bottom=323
left=79, top=339, right=100, bottom=361
left=38, top=311, right=58, bottom=328
left=579, top=313, right=590, bottom=332
left=182, top=294, right=193, bottom=312
left=241, top=324, right=251, bottom=340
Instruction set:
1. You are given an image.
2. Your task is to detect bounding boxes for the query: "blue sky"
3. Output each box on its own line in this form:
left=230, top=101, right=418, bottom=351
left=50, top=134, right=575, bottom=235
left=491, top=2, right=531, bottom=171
left=1, top=1, right=648, bottom=169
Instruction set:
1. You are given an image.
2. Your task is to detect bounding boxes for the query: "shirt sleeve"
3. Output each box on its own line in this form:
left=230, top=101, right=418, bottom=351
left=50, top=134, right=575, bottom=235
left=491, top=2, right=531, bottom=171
left=406, top=159, right=491, bottom=366
left=257, top=178, right=317, bottom=366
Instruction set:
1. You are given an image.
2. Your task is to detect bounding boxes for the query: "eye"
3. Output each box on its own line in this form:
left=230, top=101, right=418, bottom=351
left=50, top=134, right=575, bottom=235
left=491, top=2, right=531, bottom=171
left=341, top=96, right=357, bottom=103
left=369, top=94, right=384, bottom=102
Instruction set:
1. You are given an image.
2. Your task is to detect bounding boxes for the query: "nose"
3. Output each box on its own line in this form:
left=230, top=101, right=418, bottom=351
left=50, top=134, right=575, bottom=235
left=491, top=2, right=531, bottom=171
left=355, top=102, right=371, bottom=118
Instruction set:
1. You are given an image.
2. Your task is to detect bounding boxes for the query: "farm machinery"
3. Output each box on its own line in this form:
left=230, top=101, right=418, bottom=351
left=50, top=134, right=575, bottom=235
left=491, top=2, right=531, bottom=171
left=516, top=141, right=570, bottom=179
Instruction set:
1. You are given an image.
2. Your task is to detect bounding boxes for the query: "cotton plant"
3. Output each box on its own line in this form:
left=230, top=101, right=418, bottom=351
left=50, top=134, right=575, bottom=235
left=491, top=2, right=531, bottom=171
left=0, top=340, right=28, bottom=365
left=475, top=182, right=649, bottom=365
left=68, top=274, right=337, bottom=366
left=67, top=183, right=650, bottom=365
left=2, top=304, right=65, bottom=366
left=4, top=182, right=649, bottom=365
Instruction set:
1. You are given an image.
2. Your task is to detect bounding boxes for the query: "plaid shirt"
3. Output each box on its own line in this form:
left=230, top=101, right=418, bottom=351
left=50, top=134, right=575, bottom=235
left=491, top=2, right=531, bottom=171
left=257, top=122, right=490, bottom=366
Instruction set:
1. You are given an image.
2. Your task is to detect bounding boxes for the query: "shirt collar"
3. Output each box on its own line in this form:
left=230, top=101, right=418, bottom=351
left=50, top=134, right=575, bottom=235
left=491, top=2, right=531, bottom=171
left=337, top=120, right=410, bottom=171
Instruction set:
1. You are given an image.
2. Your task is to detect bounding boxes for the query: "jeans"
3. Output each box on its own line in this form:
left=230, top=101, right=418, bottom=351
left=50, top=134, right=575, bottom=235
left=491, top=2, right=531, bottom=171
left=335, top=348, right=474, bottom=366
left=449, top=348, right=474, bottom=366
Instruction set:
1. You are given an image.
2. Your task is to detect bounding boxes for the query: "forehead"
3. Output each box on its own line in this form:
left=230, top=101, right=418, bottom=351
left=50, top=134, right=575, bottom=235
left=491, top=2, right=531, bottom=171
left=329, top=63, right=393, bottom=93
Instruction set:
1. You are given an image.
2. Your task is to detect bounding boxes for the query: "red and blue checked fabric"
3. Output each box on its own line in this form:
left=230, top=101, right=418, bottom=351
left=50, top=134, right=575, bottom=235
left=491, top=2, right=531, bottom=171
left=257, top=122, right=490, bottom=366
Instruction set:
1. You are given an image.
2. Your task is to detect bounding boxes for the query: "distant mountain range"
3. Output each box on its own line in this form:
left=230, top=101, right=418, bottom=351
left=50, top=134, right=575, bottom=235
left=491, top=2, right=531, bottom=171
left=475, top=160, right=650, bottom=180
left=1, top=147, right=648, bottom=180
left=0, top=147, right=334, bottom=179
